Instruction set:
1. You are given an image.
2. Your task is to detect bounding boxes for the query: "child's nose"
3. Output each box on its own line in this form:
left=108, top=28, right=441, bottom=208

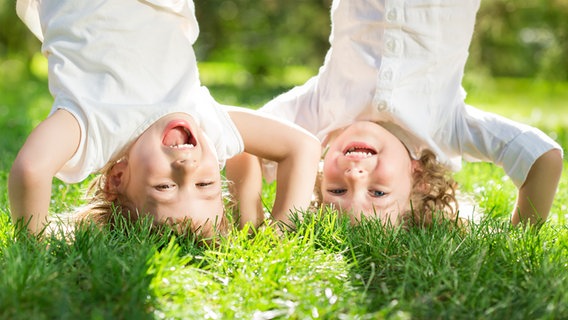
left=173, top=158, right=197, bottom=170
left=345, top=167, right=367, bottom=179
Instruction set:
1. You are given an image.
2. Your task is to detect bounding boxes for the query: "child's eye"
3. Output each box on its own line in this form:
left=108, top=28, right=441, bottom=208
left=196, top=181, right=214, bottom=187
left=328, top=189, right=346, bottom=195
left=369, top=190, right=386, bottom=197
left=155, top=184, right=175, bottom=191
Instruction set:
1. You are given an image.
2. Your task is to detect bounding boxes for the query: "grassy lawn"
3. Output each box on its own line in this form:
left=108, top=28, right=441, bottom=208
left=1, top=61, right=567, bottom=319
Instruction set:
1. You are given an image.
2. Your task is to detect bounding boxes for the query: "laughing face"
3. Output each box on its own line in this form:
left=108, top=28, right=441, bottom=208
left=110, top=112, right=224, bottom=235
left=321, top=121, right=417, bottom=225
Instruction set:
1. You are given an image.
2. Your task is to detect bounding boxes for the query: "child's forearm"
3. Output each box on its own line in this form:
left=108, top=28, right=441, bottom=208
left=271, top=141, right=320, bottom=226
left=8, top=109, right=81, bottom=234
left=8, top=163, right=54, bottom=234
left=225, top=152, right=265, bottom=228
left=227, top=108, right=321, bottom=228
left=511, top=149, right=563, bottom=226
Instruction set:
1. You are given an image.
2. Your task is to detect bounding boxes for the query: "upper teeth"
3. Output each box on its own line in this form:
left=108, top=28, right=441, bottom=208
left=346, top=151, right=372, bottom=157
left=345, top=148, right=373, bottom=157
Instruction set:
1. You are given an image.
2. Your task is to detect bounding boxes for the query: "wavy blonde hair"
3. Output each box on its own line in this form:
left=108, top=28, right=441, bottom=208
left=404, top=149, right=458, bottom=227
left=313, top=149, right=458, bottom=227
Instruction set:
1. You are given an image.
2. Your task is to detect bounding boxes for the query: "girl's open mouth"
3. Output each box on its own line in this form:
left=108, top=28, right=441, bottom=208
left=343, top=142, right=377, bottom=159
left=162, top=120, right=197, bottom=149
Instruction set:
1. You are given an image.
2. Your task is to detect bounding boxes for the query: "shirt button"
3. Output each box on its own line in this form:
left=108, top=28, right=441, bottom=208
left=376, top=100, right=388, bottom=111
left=381, top=69, right=393, bottom=81
left=387, top=8, right=398, bottom=21
left=386, top=39, right=401, bottom=55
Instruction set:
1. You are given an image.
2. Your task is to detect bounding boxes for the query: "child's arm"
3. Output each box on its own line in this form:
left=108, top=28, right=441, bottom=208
left=457, top=105, right=563, bottom=226
left=228, top=108, right=321, bottom=227
left=8, top=109, right=81, bottom=234
left=511, top=149, right=563, bottom=226
left=225, top=152, right=265, bottom=228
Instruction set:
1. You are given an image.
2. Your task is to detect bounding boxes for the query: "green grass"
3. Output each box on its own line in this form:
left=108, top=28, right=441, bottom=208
left=1, top=60, right=568, bottom=319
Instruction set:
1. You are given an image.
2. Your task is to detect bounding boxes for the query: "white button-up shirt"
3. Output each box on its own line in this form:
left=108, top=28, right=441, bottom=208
left=260, top=0, right=561, bottom=187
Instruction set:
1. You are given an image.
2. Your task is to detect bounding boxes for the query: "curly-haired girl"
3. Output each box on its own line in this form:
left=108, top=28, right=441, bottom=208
left=258, top=0, right=563, bottom=227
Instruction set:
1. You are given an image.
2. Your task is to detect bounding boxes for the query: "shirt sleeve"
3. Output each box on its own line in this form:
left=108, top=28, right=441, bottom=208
left=193, top=87, right=244, bottom=167
left=259, top=76, right=322, bottom=137
left=16, top=0, right=43, bottom=41
left=454, top=104, right=563, bottom=187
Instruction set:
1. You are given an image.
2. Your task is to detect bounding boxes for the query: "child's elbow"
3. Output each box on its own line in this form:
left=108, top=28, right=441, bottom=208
left=527, top=148, right=564, bottom=189
left=300, top=134, right=322, bottom=164
left=10, top=154, right=50, bottom=187
left=546, top=148, right=563, bottom=176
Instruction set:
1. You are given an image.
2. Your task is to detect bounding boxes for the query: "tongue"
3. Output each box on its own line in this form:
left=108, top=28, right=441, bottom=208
left=354, top=148, right=374, bottom=153
left=163, top=127, right=187, bottom=146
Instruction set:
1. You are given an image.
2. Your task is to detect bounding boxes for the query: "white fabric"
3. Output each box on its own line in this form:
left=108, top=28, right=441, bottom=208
left=260, top=0, right=562, bottom=187
left=17, top=0, right=244, bottom=183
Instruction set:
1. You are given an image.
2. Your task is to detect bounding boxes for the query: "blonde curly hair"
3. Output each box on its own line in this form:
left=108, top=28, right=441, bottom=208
left=404, top=149, right=458, bottom=227
left=313, top=149, right=458, bottom=227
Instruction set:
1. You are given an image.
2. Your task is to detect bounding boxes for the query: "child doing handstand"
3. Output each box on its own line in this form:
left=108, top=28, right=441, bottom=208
left=257, top=0, right=563, bottom=227
left=9, top=0, right=320, bottom=236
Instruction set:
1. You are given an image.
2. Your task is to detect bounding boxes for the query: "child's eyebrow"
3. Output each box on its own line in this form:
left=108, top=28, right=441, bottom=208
left=147, top=191, right=176, bottom=204
left=198, top=187, right=222, bottom=201
left=166, top=217, right=192, bottom=225
left=369, top=196, right=393, bottom=209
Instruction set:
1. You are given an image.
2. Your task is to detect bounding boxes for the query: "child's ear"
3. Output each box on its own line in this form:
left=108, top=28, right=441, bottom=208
left=411, top=159, right=421, bottom=173
left=104, top=160, right=128, bottom=201
left=411, top=159, right=429, bottom=194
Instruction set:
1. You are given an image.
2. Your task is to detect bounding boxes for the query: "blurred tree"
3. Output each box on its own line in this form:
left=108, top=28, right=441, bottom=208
left=469, top=0, right=568, bottom=80
left=195, top=0, right=332, bottom=86
left=0, top=0, right=40, bottom=59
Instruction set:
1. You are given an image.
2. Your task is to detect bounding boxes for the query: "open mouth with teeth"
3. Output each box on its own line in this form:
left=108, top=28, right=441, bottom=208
left=162, top=120, right=197, bottom=149
left=343, top=142, right=377, bottom=159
